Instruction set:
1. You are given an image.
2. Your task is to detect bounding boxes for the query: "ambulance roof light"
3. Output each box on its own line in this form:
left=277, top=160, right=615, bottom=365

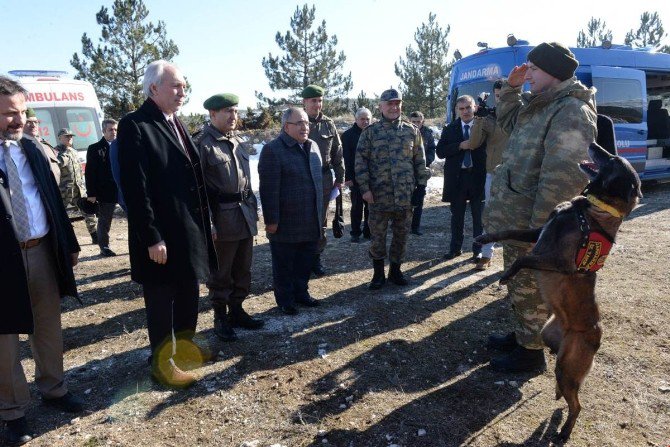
left=8, top=70, right=68, bottom=78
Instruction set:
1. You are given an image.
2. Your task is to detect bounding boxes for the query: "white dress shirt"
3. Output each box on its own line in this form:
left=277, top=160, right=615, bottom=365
left=0, top=140, right=50, bottom=240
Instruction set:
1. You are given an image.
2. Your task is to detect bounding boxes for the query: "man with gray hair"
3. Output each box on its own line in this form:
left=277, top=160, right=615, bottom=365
left=341, top=107, right=372, bottom=242
left=258, top=107, right=323, bottom=316
left=117, top=60, right=217, bottom=388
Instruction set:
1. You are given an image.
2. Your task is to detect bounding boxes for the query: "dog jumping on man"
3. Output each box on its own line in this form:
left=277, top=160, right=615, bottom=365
left=476, top=142, right=642, bottom=441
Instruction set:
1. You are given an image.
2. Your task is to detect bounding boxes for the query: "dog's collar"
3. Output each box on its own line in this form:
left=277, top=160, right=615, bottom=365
left=586, top=194, right=623, bottom=218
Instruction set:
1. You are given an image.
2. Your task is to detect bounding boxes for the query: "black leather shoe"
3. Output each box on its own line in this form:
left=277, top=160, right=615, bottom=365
left=444, top=250, right=463, bottom=260
left=411, top=229, right=423, bottom=236
left=101, top=246, right=117, bottom=257
left=487, top=332, right=518, bottom=351
left=279, top=305, right=298, bottom=315
left=214, top=315, right=238, bottom=342
left=350, top=234, right=361, bottom=243
left=296, top=296, right=320, bottom=307
left=43, top=391, right=84, bottom=413
left=5, top=417, right=32, bottom=446
left=490, top=345, right=546, bottom=373
left=229, top=306, right=264, bottom=329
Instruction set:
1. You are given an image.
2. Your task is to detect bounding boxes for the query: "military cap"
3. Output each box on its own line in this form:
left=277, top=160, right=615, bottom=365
left=301, top=84, right=325, bottom=99
left=203, top=93, right=239, bottom=110
left=380, top=88, right=402, bottom=102
left=26, top=108, right=37, bottom=119
left=57, top=128, right=74, bottom=137
left=527, top=42, right=578, bottom=81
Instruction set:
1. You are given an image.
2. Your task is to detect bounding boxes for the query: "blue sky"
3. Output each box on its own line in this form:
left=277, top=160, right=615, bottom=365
left=6, top=0, right=669, bottom=115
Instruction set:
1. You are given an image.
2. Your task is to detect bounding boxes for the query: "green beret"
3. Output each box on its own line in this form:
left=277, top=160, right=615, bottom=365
left=527, top=42, right=578, bottom=81
left=26, top=108, right=37, bottom=119
left=301, top=84, right=325, bottom=99
left=203, top=93, right=239, bottom=110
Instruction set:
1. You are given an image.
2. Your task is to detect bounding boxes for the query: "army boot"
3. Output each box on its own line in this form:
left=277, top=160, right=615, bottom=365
left=490, top=345, right=546, bottom=373
left=388, top=262, right=409, bottom=286
left=369, top=259, right=386, bottom=290
left=213, top=306, right=237, bottom=342
left=228, top=302, right=264, bottom=330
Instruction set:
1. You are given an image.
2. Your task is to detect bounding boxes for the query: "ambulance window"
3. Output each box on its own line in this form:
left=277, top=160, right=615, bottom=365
left=593, top=78, right=643, bottom=124
left=34, top=109, right=57, bottom=147
left=64, top=108, right=100, bottom=150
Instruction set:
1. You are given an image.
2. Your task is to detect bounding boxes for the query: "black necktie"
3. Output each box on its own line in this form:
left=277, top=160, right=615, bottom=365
left=462, top=124, right=472, bottom=168
left=167, top=117, right=190, bottom=160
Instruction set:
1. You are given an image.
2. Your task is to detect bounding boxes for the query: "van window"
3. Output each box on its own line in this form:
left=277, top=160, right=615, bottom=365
left=593, top=78, right=643, bottom=124
left=65, top=108, right=100, bottom=150
left=34, top=109, right=57, bottom=147
left=449, top=81, right=493, bottom=122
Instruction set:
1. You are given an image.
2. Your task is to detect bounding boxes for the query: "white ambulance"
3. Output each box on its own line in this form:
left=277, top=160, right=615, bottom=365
left=9, top=70, right=103, bottom=164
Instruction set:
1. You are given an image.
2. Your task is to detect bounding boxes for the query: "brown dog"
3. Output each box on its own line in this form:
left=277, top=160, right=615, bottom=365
left=475, top=142, right=642, bottom=441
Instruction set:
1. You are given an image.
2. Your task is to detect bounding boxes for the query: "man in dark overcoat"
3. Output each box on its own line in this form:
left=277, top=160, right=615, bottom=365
left=436, top=95, right=487, bottom=260
left=117, top=60, right=217, bottom=388
left=258, top=107, right=324, bottom=316
left=0, top=76, right=83, bottom=446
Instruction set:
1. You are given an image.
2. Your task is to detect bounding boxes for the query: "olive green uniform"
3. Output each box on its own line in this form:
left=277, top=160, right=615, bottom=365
left=56, top=144, right=97, bottom=234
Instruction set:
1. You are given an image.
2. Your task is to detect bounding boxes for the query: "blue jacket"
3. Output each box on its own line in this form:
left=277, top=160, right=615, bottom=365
left=258, top=131, right=323, bottom=243
left=108, top=139, right=126, bottom=211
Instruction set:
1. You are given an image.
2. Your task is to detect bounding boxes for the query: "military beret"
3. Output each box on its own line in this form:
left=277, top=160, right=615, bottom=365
left=380, top=88, right=402, bottom=102
left=301, top=84, right=325, bottom=99
left=203, top=93, right=239, bottom=110
left=26, top=108, right=37, bottom=119
left=527, top=42, right=578, bottom=82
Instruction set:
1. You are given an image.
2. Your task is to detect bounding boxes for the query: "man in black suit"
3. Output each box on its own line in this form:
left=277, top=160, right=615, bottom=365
left=85, top=118, right=119, bottom=257
left=117, top=60, right=217, bottom=388
left=0, top=76, right=84, bottom=446
left=436, top=95, right=487, bottom=260
left=258, top=107, right=324, bottom=316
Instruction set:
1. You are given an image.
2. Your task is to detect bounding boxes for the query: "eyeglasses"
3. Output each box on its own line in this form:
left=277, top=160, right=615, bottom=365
left=287, top=121, right=310, bottom=127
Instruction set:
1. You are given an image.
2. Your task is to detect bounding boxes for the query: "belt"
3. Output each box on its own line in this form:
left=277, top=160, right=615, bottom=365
left=19, top=237, right=44, bottom=249
left=219, top=189, right=251, bottom=203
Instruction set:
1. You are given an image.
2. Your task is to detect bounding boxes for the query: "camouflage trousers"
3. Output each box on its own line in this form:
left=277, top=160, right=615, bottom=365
left=61, top=187, right=97, bottom=234
left=368, top=206, right=412, bottom=264
left=502, top=242, right=550, bottom=350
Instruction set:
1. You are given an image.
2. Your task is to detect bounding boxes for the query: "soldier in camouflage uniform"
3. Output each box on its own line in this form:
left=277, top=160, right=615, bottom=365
left=355, top=89, right=429, bottom=289
left=484, top=42, right=597, bottom=373
left=195, top=93, right=263, bottom=343
left=302, top=85, right=345, bottom=277
left=55, top=128, right=98, bottom=244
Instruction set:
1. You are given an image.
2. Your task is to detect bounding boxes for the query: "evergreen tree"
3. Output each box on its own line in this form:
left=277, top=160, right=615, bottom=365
left=351, top=90, right=378, bottom=116
left=395, top=13, right=452, bottom=118
left=577, top=18, right=613, bottom=47
left=70, top=0, right=180, bottom=118
left=260, top=4, right=353, bottom=112
left=624, top=11, right=669, bottom=53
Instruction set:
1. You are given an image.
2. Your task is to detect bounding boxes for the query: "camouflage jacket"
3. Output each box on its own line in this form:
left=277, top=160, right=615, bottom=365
left=468, top=115, right=509, bottom=174
left=485, top=78, right=597, bottom=235
left=56, top=144, right=86, bottom=198
left=308, top=112, right=345, bottom=183
left=355, top=116, right=429, bottom=211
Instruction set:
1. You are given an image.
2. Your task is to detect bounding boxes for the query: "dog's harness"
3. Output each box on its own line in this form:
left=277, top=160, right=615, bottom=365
left=575, top=195, right=617, bottom=272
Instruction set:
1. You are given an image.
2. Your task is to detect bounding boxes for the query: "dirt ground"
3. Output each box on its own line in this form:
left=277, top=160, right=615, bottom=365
left=13, top=180, right=670, bottom=447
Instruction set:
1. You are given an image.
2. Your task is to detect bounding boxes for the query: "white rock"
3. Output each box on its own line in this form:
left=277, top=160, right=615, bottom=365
left=417, top=429, right=427, bottom=436
left=317, top=430, right=327, bottom=437
left=240, top=441, right=260, bottom=447
left=494, top=381, right=505, bottom=385
left=659, top=385, right=670, bottom=393
left=509, top=381, right=518, bottom=387
left=339, top=404, right=347, bottom=409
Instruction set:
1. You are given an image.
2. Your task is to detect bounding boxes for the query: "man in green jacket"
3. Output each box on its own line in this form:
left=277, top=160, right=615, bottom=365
left=484, top=42, right=597, bottom=373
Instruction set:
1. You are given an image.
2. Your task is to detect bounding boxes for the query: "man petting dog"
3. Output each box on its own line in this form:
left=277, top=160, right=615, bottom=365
left=484, top=42, right=597, bottom=373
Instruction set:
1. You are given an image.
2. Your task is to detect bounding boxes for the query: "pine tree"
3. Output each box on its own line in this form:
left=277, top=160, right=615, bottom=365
left=260, top=4, right=352, bottom=113
left=70, top=0, right=180, bottom=118
left=577, top=18, right=613, bottom=47
left=394, top=13, right=452, bottom=118
left=624, top=12, right=669, bottom=53
left=351, top=90, right=378, bottom=116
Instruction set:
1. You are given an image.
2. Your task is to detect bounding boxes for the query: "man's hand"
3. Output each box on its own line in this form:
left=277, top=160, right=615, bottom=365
left=148, top=240, right=167, bottom=264
left=508, top=64, right=528, bottom=88
left=344, top=180, right=353, bottom=187
left=334, top=182, right=343, bottom=188
left=266, top=223, right=278, bottom=234
left=362, top=191, right=374, bottom=203
left=87, top=197, right=96, bottom=203
left=70, top=252, right=79, bottom=267
left=459, top=140, right=471, bottom=150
